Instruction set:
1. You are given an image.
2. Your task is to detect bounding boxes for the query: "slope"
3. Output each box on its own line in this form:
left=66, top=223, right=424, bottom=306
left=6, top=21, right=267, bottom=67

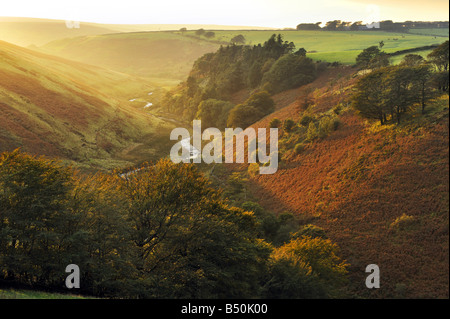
left=0, top=17, right=121, bottom=47
left=0, top=17, right=274, bottom=47
left=38, top=31, right=223, bottom=81
left=231, top=66, right=449, bottom=298
left=0, top=40, right=175, bottom=171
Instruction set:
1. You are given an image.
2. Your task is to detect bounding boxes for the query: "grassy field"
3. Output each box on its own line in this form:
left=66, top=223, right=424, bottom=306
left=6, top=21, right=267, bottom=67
left=390, top=49, right=435, bottom=65
left=406, top=28, right=449, bottom=37
left=37, top=29, right=448, bottom=84
left=186, top=29, right=448, bottom=64
left=0, top=288, right=90, bottom=299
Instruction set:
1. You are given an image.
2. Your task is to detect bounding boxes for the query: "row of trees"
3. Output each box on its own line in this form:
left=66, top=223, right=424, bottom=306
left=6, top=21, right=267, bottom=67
left=352, top=41, right=449, bottom=125
left=297, top=20, right=449, bottom=31
left=297, top=21, right=367, bottom=31
left=161, top=34, right=320, bottom=127
left=0, top=150, right=348, bottom=298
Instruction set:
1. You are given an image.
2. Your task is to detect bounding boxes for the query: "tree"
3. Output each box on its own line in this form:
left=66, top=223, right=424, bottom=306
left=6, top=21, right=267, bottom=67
left=263, top=236, right=348, bottom=298
left=121, top=159, right=271, bottom=298
left=204, top=31, right=215, bottom=38
left=383, top=66, right=416, bottom=124
left=196, top=99, right=234, bottom=129
left=262, top=54, right=317, bottom=93
left=324, top=20, right=342, bottom=31
left=427, top=40, right=449, bottom=71
left=0, top=150, right=74, bottom=287
left=296, top=23, right=321, bottom=30
left=186, top=75, right=198, bottom=97
left=400, top=54, right=424, bottom=67
left=356, top=46, right=389, bottom=69
left=351, top=68, right=389, bottom=125
left=195, top=28, right=206, bottom=36
left=431, top=70, right=449, bottom=93
left=350, top=21, right=363, bottom=31
left=230, top=34, right=246, bottom=44
left=70, top=172, right=137, bottom=297
left=410, top=65, right=434, bottom=113
left=227, top=104, right=263, bottom=129
left=243, top=91, right=275, bottom=115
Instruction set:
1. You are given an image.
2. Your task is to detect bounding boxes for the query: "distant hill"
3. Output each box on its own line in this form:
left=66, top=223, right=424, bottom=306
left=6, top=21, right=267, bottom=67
left=0, top=40, right=174, bottom=171
left=0, top=17, right=274, bottom=47
left=38, top=31, right=223, bottom=81
left=0, top=17, right=120, bottom=47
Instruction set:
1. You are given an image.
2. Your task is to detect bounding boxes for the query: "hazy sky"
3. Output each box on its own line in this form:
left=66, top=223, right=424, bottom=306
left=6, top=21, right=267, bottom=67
left=1, top=0, right=448, bottom=28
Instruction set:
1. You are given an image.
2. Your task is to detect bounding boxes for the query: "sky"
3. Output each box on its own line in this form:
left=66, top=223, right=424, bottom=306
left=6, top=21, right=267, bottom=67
left=1, top=0, right=448, bottom=28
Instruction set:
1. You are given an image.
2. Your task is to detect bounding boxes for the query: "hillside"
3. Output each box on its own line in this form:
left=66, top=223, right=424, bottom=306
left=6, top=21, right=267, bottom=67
left=0, top=17, right=274, bottom=47
left=38, top=31, right=223, bottom=82
left=0, top=40, right=175, bottom=171
left=37, top=29, right=448, bottom=85
left=0, top=17, right=120, bottom=47
left=228, top=66, right=449, bottom=298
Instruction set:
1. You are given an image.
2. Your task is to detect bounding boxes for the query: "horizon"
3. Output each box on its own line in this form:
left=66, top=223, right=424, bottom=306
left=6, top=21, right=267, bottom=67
left=1, top=0, right=449, bottom=29
left=1, top=16, right=449, bottom=29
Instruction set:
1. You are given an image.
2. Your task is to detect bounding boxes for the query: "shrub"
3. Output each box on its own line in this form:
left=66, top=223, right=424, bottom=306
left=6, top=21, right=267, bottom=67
left=294, top=143, right=305, bottom=154
left=248, top=162, right=260, bottom=177
left=300, top=114, right=313, bottom=126
left=389, top=214, right=417, bottom=231
left=265, top=236, right=348, bottom=298
left=283, top=119, right=296, bottom=133
left=292, top=224, right=327, bottom=239
left=307, top=122, right=318, bottom=140
left=269, top=118, right=281, bottom=128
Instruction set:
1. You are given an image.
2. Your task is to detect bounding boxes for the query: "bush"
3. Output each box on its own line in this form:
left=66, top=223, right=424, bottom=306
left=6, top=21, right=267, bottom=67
left=294, top=143, right=305, bottom=154
left=283, top=119, right=296, bottom=133
left=389, top=214, right=417, bottom=231
left=307, top=122, right=318, bottom=140
left=264, top=236, right=348, bottom=298
left=269, top=118, right=281, bottom=128
left=300, top=114, right=313, bottom=126
left=292, top=224, right=328, bottom=239
left=247, top=162, right=260, bottom=177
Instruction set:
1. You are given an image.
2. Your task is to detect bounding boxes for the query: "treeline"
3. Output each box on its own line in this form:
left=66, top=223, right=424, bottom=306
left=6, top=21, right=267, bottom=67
left=296, top=20, right=449, bottom=31
left=0, top=150, right=348, bottom=298
left=352, top=41, right=449, bottom=125
left=161, top=34, right=323, bottom=129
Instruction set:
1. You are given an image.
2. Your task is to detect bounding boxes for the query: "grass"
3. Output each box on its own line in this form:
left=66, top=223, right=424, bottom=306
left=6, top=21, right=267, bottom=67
left=0, top=288, right=90, bottom=299
left=39, top=31, right=222, bottom=81
left=38, top=29, right=448, bottom=84
left=389, top=49, right=434, bottom=65
left=0, top=40, right=176, bottom=172
left=406, top=28, right=449, bottom=37
left=184, top=29, right=448, bottom=64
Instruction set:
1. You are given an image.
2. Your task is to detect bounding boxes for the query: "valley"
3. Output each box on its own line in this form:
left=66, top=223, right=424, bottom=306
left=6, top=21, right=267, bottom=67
left=0, top=16, right=448, bottom=300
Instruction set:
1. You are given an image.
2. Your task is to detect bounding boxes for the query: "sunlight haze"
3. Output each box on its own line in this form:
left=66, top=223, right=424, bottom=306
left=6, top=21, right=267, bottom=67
left=1, top=0, right=448, bottom=28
